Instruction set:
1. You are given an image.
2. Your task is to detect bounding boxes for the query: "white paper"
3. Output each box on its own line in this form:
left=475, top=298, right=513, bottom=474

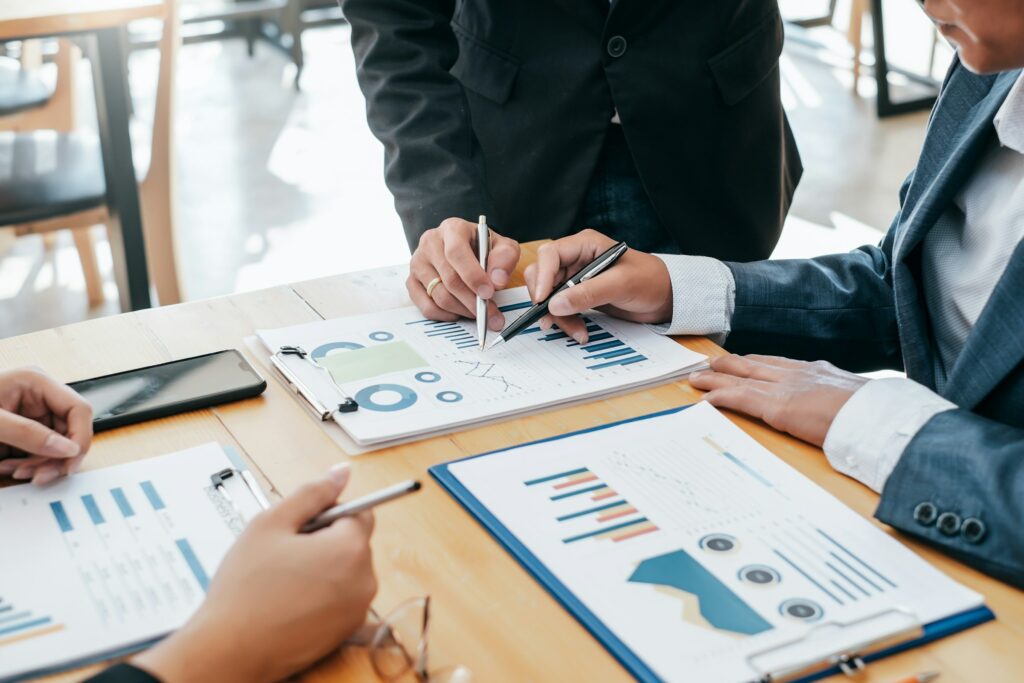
left=0, top=444, right=258, bottom=682
left=447, top=402, right=984, bottom=683
left=257, top=287, right=707, bottom=445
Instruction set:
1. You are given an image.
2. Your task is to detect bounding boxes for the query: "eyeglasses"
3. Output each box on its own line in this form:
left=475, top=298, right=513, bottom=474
left=347, top=596, right=473, bottom=682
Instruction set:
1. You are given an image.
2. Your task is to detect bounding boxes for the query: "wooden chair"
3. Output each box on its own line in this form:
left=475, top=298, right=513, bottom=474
left=0, top=4, right=182, bottom=309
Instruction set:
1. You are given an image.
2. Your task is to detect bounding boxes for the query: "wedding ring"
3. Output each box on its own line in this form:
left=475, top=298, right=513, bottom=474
left=426, top=277, right=442, bottom=298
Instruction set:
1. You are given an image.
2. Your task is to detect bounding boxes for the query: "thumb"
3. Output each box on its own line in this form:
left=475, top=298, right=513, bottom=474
left=548, top=274, right=621, bottom=317
left=267, top=463, right=351, bottom=531
left=0, top=411, right=81, bottom=459
left=487, top=236, right=520, bottom=289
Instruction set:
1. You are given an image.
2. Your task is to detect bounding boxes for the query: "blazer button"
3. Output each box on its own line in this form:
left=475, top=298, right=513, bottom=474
left=607, top=35, right=628, bottom=58
left=937, top=512, right=962, bottom=536
left=961, top=517, right=987, bottom=544
left=912, top=502, right=937, bottom=526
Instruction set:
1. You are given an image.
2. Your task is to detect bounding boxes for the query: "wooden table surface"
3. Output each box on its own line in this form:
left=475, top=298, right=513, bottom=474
left=4, top=242, right=1021, bottom=683
left=0, top=0, right=165, bottom=39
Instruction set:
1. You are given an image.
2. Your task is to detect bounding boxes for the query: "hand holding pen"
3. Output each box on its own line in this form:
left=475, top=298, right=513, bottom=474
left=521, top=229, right=676, bottom=345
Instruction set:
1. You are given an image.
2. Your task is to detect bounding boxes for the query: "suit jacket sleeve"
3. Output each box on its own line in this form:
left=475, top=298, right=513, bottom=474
left=342, top=0, right=491, bottom=249
left=85, top=664, right=161, bottom=683
left=875, top=409, right=1024, bottom=589
left=719, top=175, right=912, bottom=372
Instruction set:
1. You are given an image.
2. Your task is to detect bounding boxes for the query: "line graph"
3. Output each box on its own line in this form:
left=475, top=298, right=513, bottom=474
left=453, top=360, right=522, bottom=392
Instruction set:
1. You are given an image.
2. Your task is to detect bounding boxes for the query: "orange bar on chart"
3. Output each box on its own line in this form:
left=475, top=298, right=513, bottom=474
left=597, top=505, right=637, bottom=522
left=553, top=472, right=599, bottom=489
left=0, top=623, right=65, bottom=648
left=612, top=522, right=658, bottom=542
left=592, top=488, right=617, bottom=501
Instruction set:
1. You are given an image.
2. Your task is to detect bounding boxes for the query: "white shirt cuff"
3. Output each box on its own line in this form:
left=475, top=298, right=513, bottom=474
left=647, top=254, right=735, bottom=344
left=823, top=378, right=957, bottom=493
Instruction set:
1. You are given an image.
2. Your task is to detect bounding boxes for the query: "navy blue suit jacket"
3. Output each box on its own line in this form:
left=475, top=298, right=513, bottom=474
left=723, top=61, right=1024, bottom=588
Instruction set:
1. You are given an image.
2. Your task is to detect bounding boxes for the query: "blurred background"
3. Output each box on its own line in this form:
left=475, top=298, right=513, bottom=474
left=0, top=0, right=952, bottom=337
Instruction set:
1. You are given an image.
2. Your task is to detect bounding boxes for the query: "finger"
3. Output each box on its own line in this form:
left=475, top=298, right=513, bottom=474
left=12, top=462, right=38, bottom=480
left=441, top=222, right=494, bottom=299
left=703, top=385, right=775, bottom=422
left=428, top=279, right=474, bottom=319
left=743, top=355, right=809, bottom=370
left=709, top=354, right=787, bottom=382
left=428, top=239, right=479, bottom=315
left=23, top=370, right=94, bottom=455
left=63, top=454, right=86, bottom=476
left=487, top=234, right=520, bottom=290
left=319, top=509, right=375, bottom=547
left=0, top=411, right=81, bottom=459
left=548, top=269, right=628, bottom=317
left=32, top=464, right=63, bottom=486
left=269, top=464, right=351, bottom=531
left=533, top=240, right=587, bottom=303
left=689, top=370, right=754, bottom=392
left=486, top=300, right=505, bottom=331
left=550, top=315, right=589, bottom=344
left=407, top=275, right=460, bottom=323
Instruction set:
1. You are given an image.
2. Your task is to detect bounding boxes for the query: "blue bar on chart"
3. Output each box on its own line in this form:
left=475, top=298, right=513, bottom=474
left=524, top=466, right=589, bottom=486
left=407, top=319, right=478, bottom=349
left=81, top=494, right=105, bottom=525
left=140, top=481, right=166, bottom=510
left=498, top=301, right=533, bottom=312
left=110, top=488, right=135, bottom=518
left=175, top=539, right=210, bottom=592
left=49, top=501, right=73, bottom=533
left=585, top=348, right=634, bottom=361
left=582, top=340, right=624, bottom=354
left=0, top=615, right=54, bottom=639
left=586, top=355, right=647, bottom=370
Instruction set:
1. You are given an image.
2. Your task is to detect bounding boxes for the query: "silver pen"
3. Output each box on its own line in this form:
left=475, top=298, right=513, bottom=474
left=301, top=479, right=422, bottom=533
left=477, top=215, right=490, bottom=350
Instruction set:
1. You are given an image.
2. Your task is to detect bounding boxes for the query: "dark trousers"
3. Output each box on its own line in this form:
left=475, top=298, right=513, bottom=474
left=576, top=126, right=680, bottom=254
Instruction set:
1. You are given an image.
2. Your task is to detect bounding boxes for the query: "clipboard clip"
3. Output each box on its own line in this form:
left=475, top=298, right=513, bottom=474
left=749, top=607, right=922, bottom=682
left=210, top=467, right=271, bottom=511
left=271, top=345, right=359, bottom=420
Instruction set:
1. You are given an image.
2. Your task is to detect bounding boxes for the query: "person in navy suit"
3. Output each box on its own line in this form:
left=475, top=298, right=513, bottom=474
left=525, top=0, right=1024, bottom=589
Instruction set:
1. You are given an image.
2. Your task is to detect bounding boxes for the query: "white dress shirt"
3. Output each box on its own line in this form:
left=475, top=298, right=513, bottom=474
left=651, top=72, right=1024, bottom=493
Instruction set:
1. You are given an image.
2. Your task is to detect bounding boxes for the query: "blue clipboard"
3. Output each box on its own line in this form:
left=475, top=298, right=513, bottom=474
left=429, top=405, right=995, bottom=683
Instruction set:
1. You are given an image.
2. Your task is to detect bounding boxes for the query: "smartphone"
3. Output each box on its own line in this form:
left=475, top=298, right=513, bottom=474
left=69, top=350, right=267, bottom=432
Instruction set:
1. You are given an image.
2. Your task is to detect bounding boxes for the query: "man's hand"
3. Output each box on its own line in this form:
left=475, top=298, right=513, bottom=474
left=134, top=465, right=377, bottom=683
left=689, top=355, right=868, bottom=447
left=523, top=229, right=673, bottom=343
left=408, top=218, right=521, bottom=331
left=0, top=368, right=93, bottom=485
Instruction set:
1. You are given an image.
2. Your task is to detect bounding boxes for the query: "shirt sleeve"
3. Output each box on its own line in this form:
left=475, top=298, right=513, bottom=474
left=85, top=663, right=162, bottom=683
left=647, top=254, right=736, bottom=344
left=822, top=378, right=957, bottom=492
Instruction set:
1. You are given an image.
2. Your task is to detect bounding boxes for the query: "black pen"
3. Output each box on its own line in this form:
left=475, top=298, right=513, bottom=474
left=486, top=241, right=629, bottom=349
left=301, top=479, right=421, bottom=533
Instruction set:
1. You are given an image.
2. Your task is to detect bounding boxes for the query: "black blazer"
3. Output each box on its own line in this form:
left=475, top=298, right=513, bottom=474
left=344, top=0, right=802, bottom=260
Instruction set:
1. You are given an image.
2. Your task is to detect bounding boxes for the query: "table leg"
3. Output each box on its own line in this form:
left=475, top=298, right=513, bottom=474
left=91, top=26, right=152, bottom=311
left=871, top=0, right=939, bottom=118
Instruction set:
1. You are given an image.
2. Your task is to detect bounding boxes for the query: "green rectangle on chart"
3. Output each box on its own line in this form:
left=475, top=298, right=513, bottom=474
left=318, top=341, right=428, bottom=384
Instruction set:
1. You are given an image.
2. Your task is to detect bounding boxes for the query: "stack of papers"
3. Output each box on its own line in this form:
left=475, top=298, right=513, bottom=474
left=256, top=286, right=707, bottom=449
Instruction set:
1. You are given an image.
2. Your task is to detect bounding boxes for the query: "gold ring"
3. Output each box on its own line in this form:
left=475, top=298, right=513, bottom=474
left=426, top=277, right=442, bottom=298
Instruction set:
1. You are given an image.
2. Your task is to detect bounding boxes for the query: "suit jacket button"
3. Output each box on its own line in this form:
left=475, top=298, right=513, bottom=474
left=913, top=502, right=937, bottom=526
left=607, top=35, right=628, bottom=58
left=937, top=512, right=961, bottom=536
left=961, top=517, right=987, bottom=544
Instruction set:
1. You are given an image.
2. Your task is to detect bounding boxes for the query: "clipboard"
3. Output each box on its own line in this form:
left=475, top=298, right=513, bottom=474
left=0, top=444, right=271, bottom=683
left=429, top=406, right=995, bottom=683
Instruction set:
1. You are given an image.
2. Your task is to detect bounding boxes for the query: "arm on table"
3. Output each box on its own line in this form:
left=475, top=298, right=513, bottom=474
left=876, top=409, right=1024, bottom=589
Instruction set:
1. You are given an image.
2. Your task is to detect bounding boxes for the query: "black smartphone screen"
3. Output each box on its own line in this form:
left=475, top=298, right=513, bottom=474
left=69, top=350, right=266, bottom=431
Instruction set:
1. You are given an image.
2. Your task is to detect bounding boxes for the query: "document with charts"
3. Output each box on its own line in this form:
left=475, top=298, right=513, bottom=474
left=256, top=286, right=707, bottom=447
left=433, top=403, right=990, bottom=683
left=0, top=444, right=265, bottom=683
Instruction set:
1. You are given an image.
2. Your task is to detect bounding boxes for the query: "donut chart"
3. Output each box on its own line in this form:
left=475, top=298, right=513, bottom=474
left=415, top=371, right=441, bottom=383
left=354, top=384, right=418, bottom=412
left=369, top=331, right=394, bottom=342
left=310, top=341, right=364, bottom=360
left=436, top=391, right=463, bottom=403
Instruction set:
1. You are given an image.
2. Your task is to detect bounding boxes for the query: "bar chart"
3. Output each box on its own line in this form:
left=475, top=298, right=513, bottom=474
left=0, top=597, right=63, bottom=649
left=524, top=467, right=659, bottom=544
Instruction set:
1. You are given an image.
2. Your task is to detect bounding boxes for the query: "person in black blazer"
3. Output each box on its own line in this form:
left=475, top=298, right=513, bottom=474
left=0, top=369, right=376, bottom=683
left=342, top=0, right=802, bottom=332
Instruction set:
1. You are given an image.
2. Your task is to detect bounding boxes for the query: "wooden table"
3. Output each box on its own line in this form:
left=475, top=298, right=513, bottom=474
left=4, top=243, right=1022, bottom=683
left=0, top=0, right=167, bottom=311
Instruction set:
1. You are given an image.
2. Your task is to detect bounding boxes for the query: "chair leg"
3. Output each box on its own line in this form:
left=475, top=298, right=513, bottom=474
left=72, top=226, right=105, bottom=308
left=849, top=0, right=867, bottom=94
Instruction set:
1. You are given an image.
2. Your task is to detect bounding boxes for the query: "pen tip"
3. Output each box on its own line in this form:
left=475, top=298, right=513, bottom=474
left=919, top=673, right=941, bottom=683
left=487, top=336, right=505, bottom=350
